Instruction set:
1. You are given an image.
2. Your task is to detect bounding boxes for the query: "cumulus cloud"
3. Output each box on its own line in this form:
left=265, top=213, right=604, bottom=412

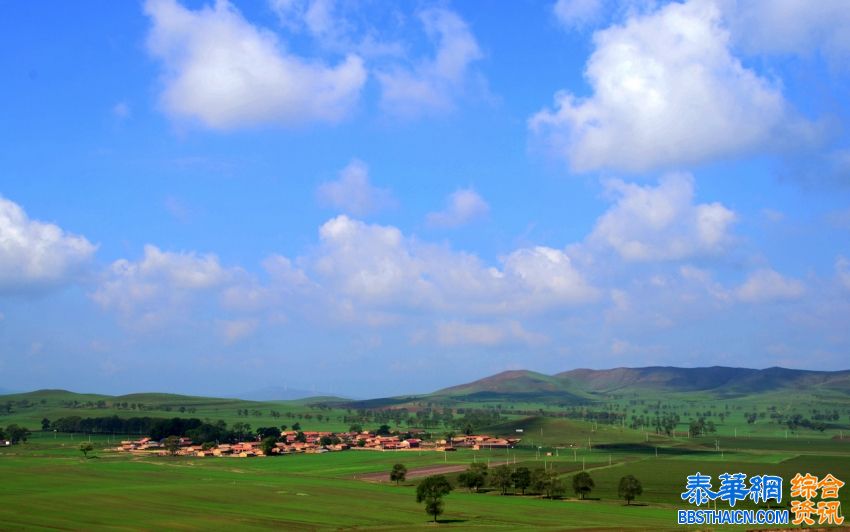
left=0, top=196, right=96, bottom=294
left=311, top=215, right=596, bottom=315
left=530, top=0, right=798, bottom=172
left=436, top=320, right=547, bottom=347
left=589, top=173, right=737, bottom=261
left=317, top=159, right=395, bottom=216
left=553, top=0, right=605, bottom=30
left=426, top=188, right=489, bottom=228
left=92, top=244, right=234, bottom=317
left=736, top=268, right=805, bottom=303
left=144, top=0, right=366, bottom=129
left=377, top=8, right=483, bottom=116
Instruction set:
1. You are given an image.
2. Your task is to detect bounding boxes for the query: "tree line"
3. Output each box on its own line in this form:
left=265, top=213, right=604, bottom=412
left=47, top=415, right=269, bottom=442
left=401, top=463, right=644, bottom=522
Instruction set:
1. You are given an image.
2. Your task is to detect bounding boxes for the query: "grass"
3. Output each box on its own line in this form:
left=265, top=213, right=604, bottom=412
left=4, top=388, right=850, bottom=529
left=2, top=431, right=850, bottom=530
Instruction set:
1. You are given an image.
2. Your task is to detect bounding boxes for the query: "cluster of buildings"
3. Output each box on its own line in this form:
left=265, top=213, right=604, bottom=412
left=440, top=434, right=521, bottom=450
left=115, top=431, right=520, bottom=457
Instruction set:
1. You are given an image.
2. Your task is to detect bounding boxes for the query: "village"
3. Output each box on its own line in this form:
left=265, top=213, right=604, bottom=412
left=115, top=430, right=521, bottom=457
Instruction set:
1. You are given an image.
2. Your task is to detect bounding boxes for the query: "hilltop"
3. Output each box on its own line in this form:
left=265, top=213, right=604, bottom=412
left=428, top=365, right=850, bottom=402
left=4, top=366, right=850, bottom=423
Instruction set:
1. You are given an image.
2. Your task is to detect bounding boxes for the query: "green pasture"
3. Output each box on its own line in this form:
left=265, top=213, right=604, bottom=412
left=3, top=430, right=850, bottom=530
left=3, top=387, right=850, bottom=529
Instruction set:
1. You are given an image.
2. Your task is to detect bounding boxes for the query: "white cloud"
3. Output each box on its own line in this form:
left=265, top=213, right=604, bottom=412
left=719, top=0, right=850, bottom=62
left=269, top=0, right=404, bottom=59
left=589, top=173, right=737, bottom=261
left=736, top=268, right=805, bottom=303
left=92, top=244, right=234, bottom=316
left=144, top=0, right=366, bottom=129
left=436, top=320, right=547, bottom=347
left=553, top=0, right=605, bottom=30
left=502, top=246, right=597, bottom=306
left=530, top=0, right=796, bottom=172
left=270, top=0, right=348, bottom=44
left=317, top=159, right=395, bottom=216
left=377, top=8, right=483, bottom=116
left=311, top=215, right=596, bottom=316
left=426, top=188, right=489, bottom=228
left=0, top=196, right=96, bottom=294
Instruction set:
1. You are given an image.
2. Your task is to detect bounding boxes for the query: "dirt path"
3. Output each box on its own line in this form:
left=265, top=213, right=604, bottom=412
left=358, top=460, right=510, bottom=482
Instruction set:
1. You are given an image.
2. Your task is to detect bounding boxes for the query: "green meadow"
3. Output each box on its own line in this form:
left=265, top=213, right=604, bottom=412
left=3, top=381, right=850, bottom=530
left=3, top=427, right=850, bottom=529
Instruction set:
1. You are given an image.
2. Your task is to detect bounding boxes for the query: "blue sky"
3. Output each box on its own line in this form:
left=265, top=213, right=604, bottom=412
left=1, top=0, right=849, bottom=397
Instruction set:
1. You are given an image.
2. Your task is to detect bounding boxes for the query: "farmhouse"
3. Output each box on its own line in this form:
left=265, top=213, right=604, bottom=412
left=113, top=430, right=517, bottom=458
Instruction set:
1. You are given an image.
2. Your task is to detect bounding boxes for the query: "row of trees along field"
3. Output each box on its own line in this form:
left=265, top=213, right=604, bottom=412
left=0, top=424, right=30, bottom=444
left=46, top=415, right=280, bottom=442
left=401, top=464, right=643, bottom=522
left=43, top=415, right=430, bottom=450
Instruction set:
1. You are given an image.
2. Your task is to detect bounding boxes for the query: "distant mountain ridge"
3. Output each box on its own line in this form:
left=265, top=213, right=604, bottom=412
left=432, top=366, right=850, bottom=400
left=5, top=366, right=849, bottom=406
left=227, top=386, right=342, bottom=402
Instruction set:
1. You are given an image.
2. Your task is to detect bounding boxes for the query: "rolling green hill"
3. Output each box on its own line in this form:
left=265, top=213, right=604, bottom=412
left=431, top=365, right=850, bottom=401
left=430, top=370, right=590, bottom=403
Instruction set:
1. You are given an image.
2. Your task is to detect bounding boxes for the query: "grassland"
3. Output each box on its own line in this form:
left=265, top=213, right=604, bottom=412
left=3, top=384, right=850, bottom=530
left=2, top=429, right=848, bottom=530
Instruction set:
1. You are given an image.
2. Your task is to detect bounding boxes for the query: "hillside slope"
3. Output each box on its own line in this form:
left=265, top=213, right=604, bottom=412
left=432, top=366, right=850, bottom=401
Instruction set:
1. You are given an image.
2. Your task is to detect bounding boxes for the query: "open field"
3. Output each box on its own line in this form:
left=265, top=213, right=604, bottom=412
left=3, top=381, right=850, bottom=530
left=2, top=428, right=850, bottom=529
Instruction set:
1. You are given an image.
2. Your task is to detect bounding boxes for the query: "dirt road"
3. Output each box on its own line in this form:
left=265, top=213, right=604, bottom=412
left=358, top=460, right=510, bottom=482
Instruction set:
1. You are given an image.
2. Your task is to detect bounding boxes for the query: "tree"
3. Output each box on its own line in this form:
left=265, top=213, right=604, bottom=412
left=349, top=423, right=363, bottom=433
left=79, top=441, right=94, bottom=458
left=376, top=424, right=392, bottom=436
left=458, top=462, right=488, bottom=492
left=41, top=418, right=51, bottom=431
left=390, top=463, right=407, bottom=486
left=492, top=465, right=513, bottom=495
left=416, top=475, right=453, bottom=523
left=572, top=471, right=595, bottom=500
left=256, top=426, right=279, bottom=439
left=444, top=431, right=456, bottom=448
left=512, top=467, right=532, bottom=495
left=291, top=422, right=301, bottom=431
left=618, top=475, right=643, bottom=505
left=261, top=436, right=279, bottom=456
left=163, top=435, right=181, bottom=456
left=4, top=424, right=30, bottom=444
left=531, top=468, right=566, bottom=499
